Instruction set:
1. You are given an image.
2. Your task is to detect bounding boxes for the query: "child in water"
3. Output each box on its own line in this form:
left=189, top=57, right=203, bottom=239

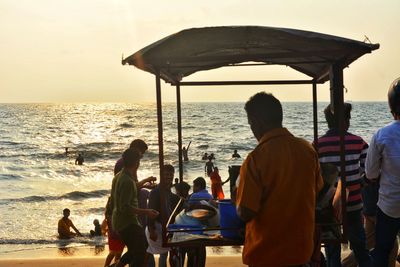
left=90, top=219, right=102, bottom=237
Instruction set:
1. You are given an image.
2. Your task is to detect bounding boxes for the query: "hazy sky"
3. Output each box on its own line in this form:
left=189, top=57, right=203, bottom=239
left=1, top=0, right=399, bottom=103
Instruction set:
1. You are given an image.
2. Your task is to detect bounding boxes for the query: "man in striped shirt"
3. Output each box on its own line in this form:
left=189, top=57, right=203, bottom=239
left=315, top=103, right=372, bottom=267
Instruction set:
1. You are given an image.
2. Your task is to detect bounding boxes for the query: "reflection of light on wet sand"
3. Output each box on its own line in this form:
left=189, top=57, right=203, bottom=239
left=58, top=247, right=77, bottom=256
left=208, top=246, right=242, bottom=255
left=93, top=245, right=105, bottom=255
left=0, top=245, right=243, bottom=260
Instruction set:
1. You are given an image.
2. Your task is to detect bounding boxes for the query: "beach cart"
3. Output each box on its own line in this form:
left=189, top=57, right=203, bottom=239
left=122, top=26, right=379, bottom=265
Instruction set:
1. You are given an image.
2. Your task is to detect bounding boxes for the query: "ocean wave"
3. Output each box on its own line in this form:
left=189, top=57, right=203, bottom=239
left=0, top=236, right=105, bottom=245
left=77, top=141, right=115, bottom=149
left=119, top=123, right=134, bottom=128
left=0, top=141, right=22, bottom=146
left=86, top=207, right=105, bottom=214
left=0, top=238, right=56, bottom=245
left=0, top=174, right=23, bottom=180
left=63, top=190, right=109, bottom=200
left=0, top=189, right=110, bottom=205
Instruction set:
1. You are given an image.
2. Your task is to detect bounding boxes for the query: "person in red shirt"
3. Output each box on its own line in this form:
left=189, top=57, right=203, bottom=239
left=209, top=167, right=225, bottom=200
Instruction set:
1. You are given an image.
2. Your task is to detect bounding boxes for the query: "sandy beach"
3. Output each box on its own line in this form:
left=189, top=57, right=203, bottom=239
left=2, top=255, right=399, bottom=267
left=0, top=240, right=398, bottom=267
left=0, top=245, right=245, bottom=267
left=0, top=255, right=246, bottom=267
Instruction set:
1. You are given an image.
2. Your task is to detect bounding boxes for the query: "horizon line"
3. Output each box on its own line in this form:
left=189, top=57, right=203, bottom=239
left=0, top=100, right=387, bottom=105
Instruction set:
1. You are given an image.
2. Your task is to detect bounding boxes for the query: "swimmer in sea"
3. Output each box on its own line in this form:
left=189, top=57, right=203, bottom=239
left=232, top=149, right=241, bottom=158
left=182, top=141, right=191, bottom=162
left=75, top=153, right=84, bottom=165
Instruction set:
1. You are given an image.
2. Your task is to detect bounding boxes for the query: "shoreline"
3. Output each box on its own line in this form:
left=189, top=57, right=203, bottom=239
left=0, top=255, right=246, bottom=267
left=1, top=246, right=399, bottom=266
left=0, top=245, right=242, bottom=259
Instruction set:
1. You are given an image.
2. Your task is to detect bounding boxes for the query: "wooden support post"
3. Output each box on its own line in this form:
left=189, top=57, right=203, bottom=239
left=312, top=82, right=318, bottom=146
left=329, top=62, right=348, bottom=242
left=155, top=71, right=167, bottom=246
left=176, top=83, right=183, bottom=182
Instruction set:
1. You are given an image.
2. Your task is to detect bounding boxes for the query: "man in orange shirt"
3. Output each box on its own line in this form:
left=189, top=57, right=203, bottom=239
left=236, top=92, right=323, bottom=267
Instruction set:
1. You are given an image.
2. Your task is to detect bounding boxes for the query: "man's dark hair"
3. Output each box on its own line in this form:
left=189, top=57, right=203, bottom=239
left=388, top=77, right=400, bottom=116
left=122, top=148, right=141, bottom=168
left=193, top=177, right=206, bottom=190
left=129, top=139, right=148, bottom=153
left=175, top=181, right=190, bottom=192
left=324, top=103, right=352, bottom=129
left=244, top=92, right=283, bottom=127
left=63, top=208, right=70, bottom=214
left=163, top=164, right=175, bottom=173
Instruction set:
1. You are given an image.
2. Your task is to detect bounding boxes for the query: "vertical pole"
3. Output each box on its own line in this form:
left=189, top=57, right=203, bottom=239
left=155, top=71, right=167, bottom=246
left=312, top=82, right=318, bottom=146
left=176, top=83, right=183, bottom=182
left=329, top=63, right=347, bottom=242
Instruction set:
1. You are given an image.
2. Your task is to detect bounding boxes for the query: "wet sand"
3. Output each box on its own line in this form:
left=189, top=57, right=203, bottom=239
left=0, top=255, right=246, bottom=267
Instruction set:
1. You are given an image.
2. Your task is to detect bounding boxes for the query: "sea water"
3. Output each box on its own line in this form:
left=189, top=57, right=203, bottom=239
left=0, top=102, right=391, bottom=256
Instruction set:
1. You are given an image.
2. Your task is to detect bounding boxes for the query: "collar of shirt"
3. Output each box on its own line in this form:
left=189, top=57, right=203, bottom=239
left=258, top=127, right=292, bottom=146
left=325, top=128, right=350, bottom=136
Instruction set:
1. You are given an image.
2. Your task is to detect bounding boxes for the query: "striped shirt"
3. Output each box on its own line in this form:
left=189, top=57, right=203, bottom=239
left=316, top=129, right=368, bottom=212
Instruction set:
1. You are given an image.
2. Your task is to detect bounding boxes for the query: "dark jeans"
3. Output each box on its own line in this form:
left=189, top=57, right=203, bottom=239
left=372, top=207, right=400, bottom=267
left=118, top=224, right=147, bottom=267
left=325, top=210, right=372, bottom=267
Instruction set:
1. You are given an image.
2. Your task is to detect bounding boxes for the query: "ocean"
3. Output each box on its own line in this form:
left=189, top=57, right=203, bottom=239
left=0, top=102, right=392, bottom=257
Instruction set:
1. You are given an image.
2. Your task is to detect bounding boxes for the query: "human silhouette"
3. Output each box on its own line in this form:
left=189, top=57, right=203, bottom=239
left=232, top=149, right=241, bottom=158
left=75, top=153, right=84, bottom=165
left=182, top=141, right=191, bottom=162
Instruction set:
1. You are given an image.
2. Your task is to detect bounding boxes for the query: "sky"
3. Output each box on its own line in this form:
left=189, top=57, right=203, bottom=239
left=0, top=0, right=399, bottom=103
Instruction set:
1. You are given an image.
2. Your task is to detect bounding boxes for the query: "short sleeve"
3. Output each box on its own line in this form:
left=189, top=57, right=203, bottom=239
left=236, top=154, right=262, bottom=213
left=365, top=133, right=382, bottom=179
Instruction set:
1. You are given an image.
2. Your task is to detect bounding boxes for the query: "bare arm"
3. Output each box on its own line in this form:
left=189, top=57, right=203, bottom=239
left=70, top=221, right=82, bottom=236
left=137, top=176, right=157, bottom=189
left=131, top=207, right=159, bottom=219
left=222, top=176, right=230, bottom=185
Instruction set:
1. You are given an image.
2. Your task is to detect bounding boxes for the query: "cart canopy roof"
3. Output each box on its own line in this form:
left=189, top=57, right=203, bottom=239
left=122, top=26, right=379, bottom=84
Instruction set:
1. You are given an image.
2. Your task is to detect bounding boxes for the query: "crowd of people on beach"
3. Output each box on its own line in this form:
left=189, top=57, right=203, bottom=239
left=58, top=138, right=238, bottom=267
left=56, top=77, right=400, bottom=267
left=104, top=139, right=231, bottom=267
left=235, top=78, right=400, bottom=267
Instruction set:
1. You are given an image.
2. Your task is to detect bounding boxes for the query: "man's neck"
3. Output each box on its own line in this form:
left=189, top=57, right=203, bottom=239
left=256, top=126, right=282, bottom=141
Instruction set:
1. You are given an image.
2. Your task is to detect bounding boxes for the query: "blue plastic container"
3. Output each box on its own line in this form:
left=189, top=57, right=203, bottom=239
left=218, top=199, right=245, bottom=239
left=167, top=224, right=204, bottom=235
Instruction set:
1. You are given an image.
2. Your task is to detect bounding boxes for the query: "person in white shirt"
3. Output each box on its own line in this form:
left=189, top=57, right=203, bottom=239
left=366, top=77, right=400, bottom=267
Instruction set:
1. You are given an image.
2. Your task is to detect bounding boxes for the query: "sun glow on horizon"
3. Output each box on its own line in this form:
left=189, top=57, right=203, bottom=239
left=0, top=0, right=399, bottom=103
